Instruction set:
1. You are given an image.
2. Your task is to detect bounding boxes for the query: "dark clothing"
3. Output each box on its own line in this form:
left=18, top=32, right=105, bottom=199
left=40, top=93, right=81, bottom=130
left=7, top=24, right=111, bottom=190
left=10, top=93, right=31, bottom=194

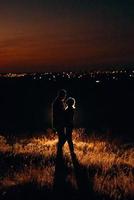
left=52, top=97, right=66, bottom=149
left=52, top=97, right=66, bottom=129
left=52, top=97, right=75, bottom=153
left=56, top=127, right=66, bottom=149
left=65, top=107, right=75, bottom=128
left=65, top=107, right=75, bottom=153
left=66, top=127, right=74, bottom=152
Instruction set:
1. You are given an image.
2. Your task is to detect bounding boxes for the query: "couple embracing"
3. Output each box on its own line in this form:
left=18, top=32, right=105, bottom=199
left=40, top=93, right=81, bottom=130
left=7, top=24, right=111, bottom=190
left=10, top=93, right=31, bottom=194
left=52, top=89, right=76, bottom=153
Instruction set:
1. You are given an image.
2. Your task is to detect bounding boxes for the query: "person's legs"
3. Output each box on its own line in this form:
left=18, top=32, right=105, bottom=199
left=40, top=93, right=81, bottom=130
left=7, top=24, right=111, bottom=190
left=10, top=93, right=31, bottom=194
left=57, top=127, right=66, bottom=151
left=66, top=127, right=74, bottom=153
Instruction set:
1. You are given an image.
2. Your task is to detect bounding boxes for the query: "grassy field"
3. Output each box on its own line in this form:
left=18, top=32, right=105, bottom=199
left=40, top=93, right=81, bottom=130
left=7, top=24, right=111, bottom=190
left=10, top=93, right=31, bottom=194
left=0, top=129, right=134, bottom=200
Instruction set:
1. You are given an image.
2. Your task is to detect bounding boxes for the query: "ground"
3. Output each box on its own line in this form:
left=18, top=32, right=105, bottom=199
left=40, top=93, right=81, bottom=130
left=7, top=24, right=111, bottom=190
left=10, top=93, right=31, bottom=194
left=0, top=129, right=134, bottom=200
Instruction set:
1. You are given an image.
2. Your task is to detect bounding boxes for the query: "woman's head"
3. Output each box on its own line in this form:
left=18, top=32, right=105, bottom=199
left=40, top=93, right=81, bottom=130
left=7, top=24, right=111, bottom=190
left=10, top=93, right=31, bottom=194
left=66, top=97, right=76, bottom=108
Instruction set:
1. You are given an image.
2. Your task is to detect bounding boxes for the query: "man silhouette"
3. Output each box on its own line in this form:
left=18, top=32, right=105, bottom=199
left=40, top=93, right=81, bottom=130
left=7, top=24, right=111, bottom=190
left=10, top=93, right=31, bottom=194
left=52, top=89, right=67, bottom=149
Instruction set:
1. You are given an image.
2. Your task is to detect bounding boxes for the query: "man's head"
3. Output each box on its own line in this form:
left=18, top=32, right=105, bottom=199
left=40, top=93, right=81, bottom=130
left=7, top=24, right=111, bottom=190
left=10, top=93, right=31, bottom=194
left=57, top=89, right=67, bottom=100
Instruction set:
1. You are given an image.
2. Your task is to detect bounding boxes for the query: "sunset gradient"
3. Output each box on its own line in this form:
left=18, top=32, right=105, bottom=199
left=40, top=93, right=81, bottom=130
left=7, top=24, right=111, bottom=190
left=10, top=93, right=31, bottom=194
left=0, top=0, right=134, bottom=72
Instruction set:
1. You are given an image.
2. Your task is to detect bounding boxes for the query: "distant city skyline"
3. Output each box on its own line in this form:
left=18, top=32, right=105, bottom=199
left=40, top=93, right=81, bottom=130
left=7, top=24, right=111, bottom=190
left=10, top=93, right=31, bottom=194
left=0, top=0, right=134, bottom=72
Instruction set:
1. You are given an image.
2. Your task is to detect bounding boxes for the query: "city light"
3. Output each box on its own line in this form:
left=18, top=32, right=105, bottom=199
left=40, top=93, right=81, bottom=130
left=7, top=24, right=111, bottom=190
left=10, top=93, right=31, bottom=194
left=0, top=69, right=133, bottom=82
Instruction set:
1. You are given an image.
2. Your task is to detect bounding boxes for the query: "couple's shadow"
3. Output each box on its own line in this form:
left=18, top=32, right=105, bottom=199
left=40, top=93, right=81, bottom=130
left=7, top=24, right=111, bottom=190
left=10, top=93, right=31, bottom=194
left=53, top=142, right=95, bottom=199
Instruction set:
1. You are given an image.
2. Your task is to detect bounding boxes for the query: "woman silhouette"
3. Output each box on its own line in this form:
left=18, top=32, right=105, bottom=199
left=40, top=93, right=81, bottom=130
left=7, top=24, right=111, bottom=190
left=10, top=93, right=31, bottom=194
left=64, top=97, right=76, bottom=153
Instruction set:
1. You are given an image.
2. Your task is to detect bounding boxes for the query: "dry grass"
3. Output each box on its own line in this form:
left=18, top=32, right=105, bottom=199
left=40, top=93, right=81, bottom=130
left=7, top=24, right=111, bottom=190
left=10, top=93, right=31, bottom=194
left=0, top=129, right=133, bottom=200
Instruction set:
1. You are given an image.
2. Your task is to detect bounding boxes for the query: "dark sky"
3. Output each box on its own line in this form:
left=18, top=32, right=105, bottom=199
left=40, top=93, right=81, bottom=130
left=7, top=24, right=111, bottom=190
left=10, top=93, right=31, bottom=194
left=0, top=0, right=134, bottom=72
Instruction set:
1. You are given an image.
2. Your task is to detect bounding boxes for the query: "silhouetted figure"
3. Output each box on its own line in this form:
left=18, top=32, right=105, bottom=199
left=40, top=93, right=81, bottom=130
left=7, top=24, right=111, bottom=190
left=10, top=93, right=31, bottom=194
left=65, top=97, right=76, bottom=154
left=53, top=94, right=95, bottom=199
left=52, top=89, right=67, bottom=149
